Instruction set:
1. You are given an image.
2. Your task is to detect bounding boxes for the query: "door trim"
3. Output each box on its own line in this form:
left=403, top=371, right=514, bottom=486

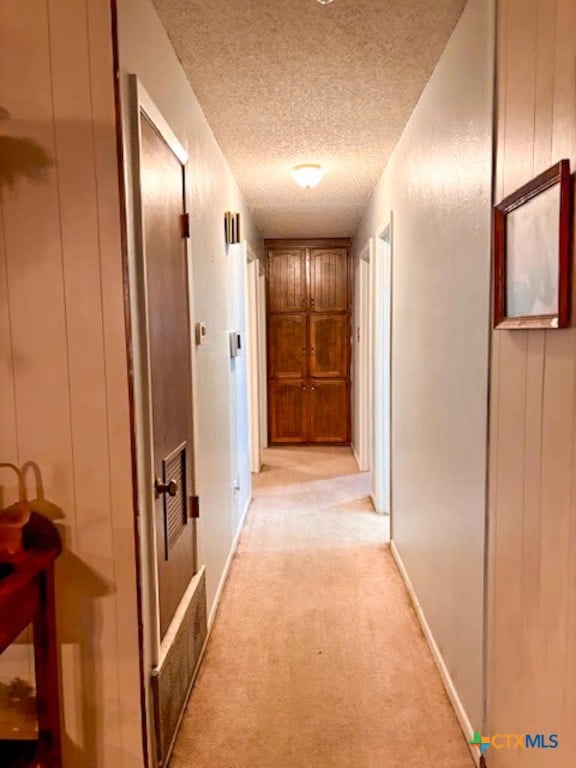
left=244, top=243, right=262, bottom=473
left=353, top=243, right=371, bottom=471
left=372, top=218, right=393, bottom=517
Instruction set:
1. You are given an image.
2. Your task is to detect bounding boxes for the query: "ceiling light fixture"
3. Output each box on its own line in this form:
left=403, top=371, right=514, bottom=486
left=290, top=164, right=325, bottom=189
left=316, top=0, right=335, bottom=4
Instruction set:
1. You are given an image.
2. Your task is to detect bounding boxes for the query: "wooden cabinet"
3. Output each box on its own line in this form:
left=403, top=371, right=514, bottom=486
left=268, top=315, right=307, bottom=378
left=308, top=380, right=349, bottom=443
left=309, top=314, right=348, bottom=378
left=309, top=248, right=348, bottom=311
left=266, top=239, right=351, bottom=444
left=267, top=249, right=307, bottom=312
left=269, top=380, right=307, bottom=443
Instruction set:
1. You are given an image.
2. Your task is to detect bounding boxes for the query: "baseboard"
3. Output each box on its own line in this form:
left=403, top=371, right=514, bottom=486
left=208, top=494, right=252, bottom=630
left=390, top=541, right=479, bottom=767
left=369, top=491, right=380, bottom=514
left=351, top=444, right=361, bottom=470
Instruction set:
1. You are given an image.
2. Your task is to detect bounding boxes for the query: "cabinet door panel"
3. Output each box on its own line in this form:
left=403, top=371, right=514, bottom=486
left=309, top=314, right=348, bottom=378
left=267, top=249, right=307, bottom=312
left=308, top=380, right=348, bottom=443
left=309, top=248, right=348, bottom=312
left=269, top=380, right=307, bottom=443
left=269, top=315, right=306, bottom=378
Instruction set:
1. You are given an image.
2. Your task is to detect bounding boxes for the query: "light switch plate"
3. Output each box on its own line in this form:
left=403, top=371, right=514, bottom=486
left=195, top=321, right=207, bottom=346
left=229, top=330, right=242, bottom=357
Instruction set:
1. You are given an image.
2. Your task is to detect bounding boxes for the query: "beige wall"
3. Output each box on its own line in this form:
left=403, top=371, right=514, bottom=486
left=116, top=0, right=261, bottom=619
left=0, top=1, right=143, bottom=766
left=355, top=0, right=494, bottom=729
left=486, top=0, right=576, bottom=762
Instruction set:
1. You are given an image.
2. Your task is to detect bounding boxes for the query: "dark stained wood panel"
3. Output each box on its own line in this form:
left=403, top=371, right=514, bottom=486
left=267, top=249, right=306, bottom=312
left=307, top=380, right=349, bottom=443
left=269, top=380, right=307, bottom=443
left=309, top=248, right=348, bottom=312
left=309, top=314, right=348, bottom=378
left=268, top=314, right=307, bottom=378
left=266, top=240, right=350, bottom=444
left=141, top=116, right=197, bottom=639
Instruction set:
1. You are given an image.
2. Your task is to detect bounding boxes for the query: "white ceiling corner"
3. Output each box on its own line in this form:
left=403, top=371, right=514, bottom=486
left=152, top=0, right=466, bottom=238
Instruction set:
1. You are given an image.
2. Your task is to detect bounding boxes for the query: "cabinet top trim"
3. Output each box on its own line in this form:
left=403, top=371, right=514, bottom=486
left=264, top=238, right=351, bottom=249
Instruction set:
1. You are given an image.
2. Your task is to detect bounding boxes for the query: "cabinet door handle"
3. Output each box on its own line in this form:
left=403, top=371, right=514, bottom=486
left=301, top=383, right=307, bottom=391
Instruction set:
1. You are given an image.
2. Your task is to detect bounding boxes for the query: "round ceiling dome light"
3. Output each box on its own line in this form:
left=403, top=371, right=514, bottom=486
left=290, top=164, right=325, bottom=189
left=316, top=0, right=335, bottom=4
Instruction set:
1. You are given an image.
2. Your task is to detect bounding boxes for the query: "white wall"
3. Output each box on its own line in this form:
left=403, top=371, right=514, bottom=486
left=228, top=243, right=252, bottom=527
left=355, top=0, right=494, bottom=729
left=116, top=0, right=261, bottom=626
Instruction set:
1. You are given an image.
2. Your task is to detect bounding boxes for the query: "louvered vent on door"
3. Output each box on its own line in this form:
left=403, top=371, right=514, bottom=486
left=161, top=442, right=187, bottom=559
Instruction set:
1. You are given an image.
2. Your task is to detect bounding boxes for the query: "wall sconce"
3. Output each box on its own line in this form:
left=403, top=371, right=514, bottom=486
left=224, top=212, right=240, bottom=245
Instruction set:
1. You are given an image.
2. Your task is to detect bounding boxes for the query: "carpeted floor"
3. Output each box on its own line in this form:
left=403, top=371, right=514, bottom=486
left=169, top=446, right=474, bottom=768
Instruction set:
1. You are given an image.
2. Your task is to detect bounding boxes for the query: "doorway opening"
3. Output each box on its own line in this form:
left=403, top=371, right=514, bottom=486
left=371, top=219, right=392, bottom=516
left=245, top=244, right=267, bottom=474
left=352, top=243, right=371, bottom=471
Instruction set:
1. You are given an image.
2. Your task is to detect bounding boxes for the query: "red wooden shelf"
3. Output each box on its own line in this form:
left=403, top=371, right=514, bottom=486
left=0, top=514, right=62, bottom=768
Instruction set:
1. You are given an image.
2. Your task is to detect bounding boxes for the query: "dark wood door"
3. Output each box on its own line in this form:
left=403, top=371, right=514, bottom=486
left=266, top=240, right=350, bottom=444
left=309, top=248, right=348, bottom=312
left=141, top=116, right=197, bottom=639
left=307, top=380, right=349, bottom=443
left=267, top=249, right=307, bottom=312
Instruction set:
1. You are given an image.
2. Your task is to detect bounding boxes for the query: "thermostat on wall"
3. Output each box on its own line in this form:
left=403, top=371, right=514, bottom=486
left=195, top=321, right=207, bottom=346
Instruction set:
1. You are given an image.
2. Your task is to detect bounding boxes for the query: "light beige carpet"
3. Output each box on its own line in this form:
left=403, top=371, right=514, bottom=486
left=170, top=446, right=474, bottom=768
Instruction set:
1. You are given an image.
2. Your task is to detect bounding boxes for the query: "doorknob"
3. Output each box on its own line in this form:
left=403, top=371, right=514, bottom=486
left=155, top=478, right=178, bottom=498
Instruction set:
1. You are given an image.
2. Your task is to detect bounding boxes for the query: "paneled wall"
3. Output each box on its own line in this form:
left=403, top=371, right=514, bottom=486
left=487, top=0, right=576, bottom=762
left=0, top=1, right=143, bottom=766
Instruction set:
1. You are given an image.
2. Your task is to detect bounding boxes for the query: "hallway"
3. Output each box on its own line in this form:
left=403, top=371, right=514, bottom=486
left=170, top=447, right=473, bottom=768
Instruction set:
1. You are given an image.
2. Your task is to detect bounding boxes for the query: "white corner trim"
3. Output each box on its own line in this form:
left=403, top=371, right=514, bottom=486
left=208, top=495, right=252, bottom=630
left=390, top=541, right=480, bottom=767
left=351, top=444, right=362, bottom=471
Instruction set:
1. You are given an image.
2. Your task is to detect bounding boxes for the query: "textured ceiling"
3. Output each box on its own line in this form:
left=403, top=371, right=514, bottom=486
left=152, top=0, right=466, bottom=238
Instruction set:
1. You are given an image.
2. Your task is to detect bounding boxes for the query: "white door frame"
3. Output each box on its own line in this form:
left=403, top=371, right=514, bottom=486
left=244, top=242, right=262, bottom=473
left=257, top=264, right=268, bottom=449
left=371, top=217, right=393, bottom=515
left=353, top=244, right=371, bottom=471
